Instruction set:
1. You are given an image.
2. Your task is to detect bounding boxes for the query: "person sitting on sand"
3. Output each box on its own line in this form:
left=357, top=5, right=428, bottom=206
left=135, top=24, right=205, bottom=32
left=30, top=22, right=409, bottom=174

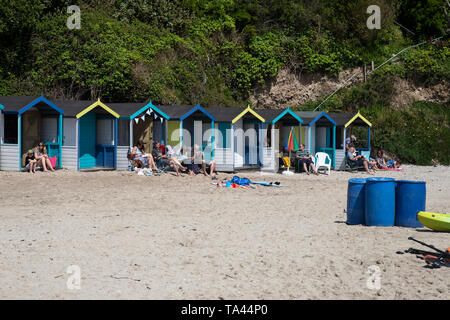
left=25, top=149, right=37, bottom=173
left=376, top=150, right=388, bottom=169
left=183, top=146, right=199, bottom=176
left=152, top=141, right=171, bottom=167
left=152, top=141, right=183, bottom=175
left=131, top=140, right=158, bottom=171
left=347, top=146, right=373, bottom=174
left=192, top=144, right=216, bottom=178
left=295, top=144, right=318, bottom=175
left=34, top=142, right=55, bottom=172
left=165, top=145, right=188, bottom=175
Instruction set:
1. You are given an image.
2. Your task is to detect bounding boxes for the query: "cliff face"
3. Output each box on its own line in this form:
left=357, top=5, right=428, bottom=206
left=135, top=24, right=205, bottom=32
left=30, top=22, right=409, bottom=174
left=249, top=68, right=449, bottom=109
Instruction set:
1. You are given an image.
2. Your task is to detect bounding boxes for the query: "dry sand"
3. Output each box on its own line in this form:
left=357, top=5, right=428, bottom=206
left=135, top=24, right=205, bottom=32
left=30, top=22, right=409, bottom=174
left=0, top=165, right=448, bottom=299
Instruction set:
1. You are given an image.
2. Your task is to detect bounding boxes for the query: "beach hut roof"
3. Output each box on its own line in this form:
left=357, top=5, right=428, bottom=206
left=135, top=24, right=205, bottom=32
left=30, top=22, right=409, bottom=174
left=156, top=105, right=197, bottom=120
left=56, top=99, right=119, bottom=118
left=326, top=112, right=355, bottom=126
left=119, top=101, right=170, bottom=120
left=202, top=107, right=244, bottom=122
left=327, top=112, right=371, bottom=127
left=295, top=111, right=336, bottom=126
left=231, top=106, right=265, bottom=124
left=76, top=100, right=119, bottom=119
left=179, top=104, right=215, bottom=121
left=0, top=96, right=40, bottom=112
left=55, top=100, right=97, bottom=117
left=107, top=102, right=148, bottom=119
left=256, top=108, right=303, bottom=124
left=0, top=95, right=64, bottom=115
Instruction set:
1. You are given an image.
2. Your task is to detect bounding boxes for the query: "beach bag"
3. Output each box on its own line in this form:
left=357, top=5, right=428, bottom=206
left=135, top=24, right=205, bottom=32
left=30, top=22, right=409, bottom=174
left=49, top=156, right=57, bottom=168
left=231, top=176, right=250, bottom=186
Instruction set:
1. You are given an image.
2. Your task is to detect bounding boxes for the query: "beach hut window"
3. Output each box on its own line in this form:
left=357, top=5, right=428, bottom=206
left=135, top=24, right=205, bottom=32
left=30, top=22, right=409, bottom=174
left=152, top=119, right=162, bottom=145
left=336, top=127, right=343, bottom=149
left=63, top=118, right=76, bottom=146
left=4, top=114, right=18, bottom=144
left=218, top=122, right=231, bottom=148
left=96, top=119, right=114, bottom=145
left=117, top=119, right=129, bottom=146
left=41, top=116, right=58, bottom=143
left=167, top=121, right=181, bottom=147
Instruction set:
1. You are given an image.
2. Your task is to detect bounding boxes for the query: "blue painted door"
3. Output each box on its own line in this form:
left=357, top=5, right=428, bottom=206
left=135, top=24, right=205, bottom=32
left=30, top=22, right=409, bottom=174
left=244, top=122, right=259, bottom=166
left=79, top=112, right=96, bottom=169
left=218, top=122, right=230, bottom=148
left=95, top=145, right=115, bottom=167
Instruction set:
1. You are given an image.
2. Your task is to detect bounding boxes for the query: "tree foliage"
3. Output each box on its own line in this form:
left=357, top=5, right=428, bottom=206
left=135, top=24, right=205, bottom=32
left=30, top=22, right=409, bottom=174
left=0, top=0, right=448, bottom=163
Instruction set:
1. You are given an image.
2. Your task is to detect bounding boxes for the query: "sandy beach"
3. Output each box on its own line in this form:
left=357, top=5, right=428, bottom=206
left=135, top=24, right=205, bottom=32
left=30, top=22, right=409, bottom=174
left=0, top=165, right=448, bottom=299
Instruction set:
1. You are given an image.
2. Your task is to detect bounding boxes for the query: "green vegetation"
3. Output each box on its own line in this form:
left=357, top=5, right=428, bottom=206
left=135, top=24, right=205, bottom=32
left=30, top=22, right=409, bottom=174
left=365, top=101, right=450, bottom=165
left=0, top=0, right=449, bottom=164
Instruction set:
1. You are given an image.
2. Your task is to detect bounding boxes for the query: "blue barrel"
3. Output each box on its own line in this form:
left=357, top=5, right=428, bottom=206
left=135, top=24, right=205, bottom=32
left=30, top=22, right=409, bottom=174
left=347, top=178, right=367, bottom=225
left=395, top=180, right=425, bottom=228
left=365, top=177, right=396, bottom=226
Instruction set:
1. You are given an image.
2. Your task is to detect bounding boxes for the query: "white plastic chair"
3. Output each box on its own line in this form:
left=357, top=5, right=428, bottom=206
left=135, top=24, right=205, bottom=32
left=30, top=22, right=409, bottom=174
left=314, top=152, right=331, bottom=175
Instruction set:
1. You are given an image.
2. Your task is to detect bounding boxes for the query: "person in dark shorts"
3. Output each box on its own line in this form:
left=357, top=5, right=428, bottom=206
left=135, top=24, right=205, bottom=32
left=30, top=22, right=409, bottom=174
left=25, top=149, right=37, bottom=173
left=295, top=144, right=318, bottom=175
left=184, top=146, right=200, bottom=175
left=152, top=141, right=171, bottom=167
left=152, top=141, right=182, bottom=175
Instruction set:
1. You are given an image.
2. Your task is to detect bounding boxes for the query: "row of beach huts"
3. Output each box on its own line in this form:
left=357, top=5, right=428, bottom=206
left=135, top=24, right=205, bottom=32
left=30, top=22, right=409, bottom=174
left=0, top=95, right=372, bottom=172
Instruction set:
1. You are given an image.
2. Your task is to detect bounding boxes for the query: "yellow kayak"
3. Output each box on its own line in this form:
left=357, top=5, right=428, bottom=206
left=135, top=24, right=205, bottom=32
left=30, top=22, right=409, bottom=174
left=417, top=211, right=450, bottom=232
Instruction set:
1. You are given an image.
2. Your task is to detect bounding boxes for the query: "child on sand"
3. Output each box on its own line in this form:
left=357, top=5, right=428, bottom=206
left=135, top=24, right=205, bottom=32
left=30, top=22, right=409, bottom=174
left=25, top=150, right=37, bottom=173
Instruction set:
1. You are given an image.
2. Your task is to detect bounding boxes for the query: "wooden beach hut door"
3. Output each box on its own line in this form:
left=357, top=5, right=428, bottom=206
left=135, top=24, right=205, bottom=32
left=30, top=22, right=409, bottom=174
left=21, top=110, right=41, bottom=162
left=79, top=112, right=96, bottom=169
left=133, top=117, right=152, bottom=153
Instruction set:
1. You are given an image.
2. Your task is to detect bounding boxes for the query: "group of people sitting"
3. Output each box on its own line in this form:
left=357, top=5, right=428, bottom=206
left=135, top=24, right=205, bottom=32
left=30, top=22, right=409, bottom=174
left=277, top=143, right=320, bottom=175
left=347, top=147, right=401, bottom=174
left=129, top=140, right=217, bottom=178
left=24, top=142, right=55, bottom=173
left=278, top=141, right=401, bottom=175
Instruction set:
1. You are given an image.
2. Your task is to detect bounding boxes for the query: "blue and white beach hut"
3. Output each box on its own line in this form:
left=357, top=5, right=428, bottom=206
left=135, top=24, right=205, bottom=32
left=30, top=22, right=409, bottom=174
left=295, top=111, right=337, bottom=168
left=110, top=101, right=170, bottom=170
left=257, top=107, right=304, bottom=172
left=58, top=99, right=120, bottom=170
left=0, top=96, right=64, bottom=171
left=328, top=112, right=372, bottom=170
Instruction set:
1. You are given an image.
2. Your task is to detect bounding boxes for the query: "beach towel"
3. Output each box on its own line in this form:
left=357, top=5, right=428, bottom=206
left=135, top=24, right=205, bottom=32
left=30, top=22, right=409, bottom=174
left=377, top=168, right=404, bottom=172
left=231, top=176, right=250, bottom=186
left=251, top=181, right=282, bottom=187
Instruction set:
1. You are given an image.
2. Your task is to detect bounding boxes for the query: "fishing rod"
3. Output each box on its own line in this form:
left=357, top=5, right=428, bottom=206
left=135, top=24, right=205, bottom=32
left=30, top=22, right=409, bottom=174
left=408, top=237, right=449, bottom=257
